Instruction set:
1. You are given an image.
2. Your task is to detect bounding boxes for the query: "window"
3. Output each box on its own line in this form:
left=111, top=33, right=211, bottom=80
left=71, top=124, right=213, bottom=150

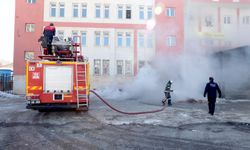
left=59, top=3, right=65, bottom=17
left=73, top=4, right=79, bottom=17
left=95, top=5, right=101, bottom=18
left=126, top=6, right=131, bottom=19
left=138, top=33, right=144, bottom=48
left=94, top=59, right=101, bottom=75
left=126, top=33, right=131, bottom=48
left=72, top=31, right=78, bottom=43
left=139, top=6, right=144, bottom=20
left=104, top=32, right=109, bottom=46
left=57, top=30, right=64, bottom=40
left=27, top=0, right=36, bottom=4
left=117, top=33, right=123, bottom=47
left=102, top=60, right=110, bottom=75
left=125, top=60, right=132, bottom=75
left=243, top=16, right=250, bottom=24
left=118, top=6, right=123, bottom=19
left=224, top=16, right=231, bottom=24
left=95, top=32, right=101, bottom=46
left=139, top=60, right=145, bottom=69
left=25, top=23, right=35, bottom=32
left=147, top=7, right=153, bottom=19
left=25, top=51, right=35, bottom=60
left=104, top=5, right=110, bottom=18
left=81, top=32, right=87, bottom=47
left=205, top=16, right=213, bottom=27
left=167, top=36, right=176, bottom=47
left=81, top=4, right=87, bottom=18
left=147, top=34, right=153, bottom=48
left=117, top=60, right=123, bottom=75
left=166, top=7, right=175, bottom=17
left=50, top=3, right=56, bottom=17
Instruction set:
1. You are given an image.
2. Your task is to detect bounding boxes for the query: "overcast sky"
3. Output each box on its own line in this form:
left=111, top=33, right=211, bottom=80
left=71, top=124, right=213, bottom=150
left=0, top=0, right=15, bottom=63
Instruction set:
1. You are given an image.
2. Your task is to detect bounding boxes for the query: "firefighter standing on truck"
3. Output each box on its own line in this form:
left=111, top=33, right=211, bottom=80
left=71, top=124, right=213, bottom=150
left=43, top=23, right=56, bottom=55
left=162, top=80, right=173, bottom=106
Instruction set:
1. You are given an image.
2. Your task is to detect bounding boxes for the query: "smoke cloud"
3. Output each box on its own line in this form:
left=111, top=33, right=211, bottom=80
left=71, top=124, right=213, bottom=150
left=96, top=51, right=217, bottom=102
left=96, top=46, right=250, bottom=102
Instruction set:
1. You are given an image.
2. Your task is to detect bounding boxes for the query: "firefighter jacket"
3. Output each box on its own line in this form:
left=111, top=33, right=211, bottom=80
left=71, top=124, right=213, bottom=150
left=204, top=81, right=222, bottom=99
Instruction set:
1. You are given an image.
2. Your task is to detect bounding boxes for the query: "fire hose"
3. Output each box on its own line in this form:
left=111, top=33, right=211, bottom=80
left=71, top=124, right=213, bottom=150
left=90, top=90, right=167, bottom=115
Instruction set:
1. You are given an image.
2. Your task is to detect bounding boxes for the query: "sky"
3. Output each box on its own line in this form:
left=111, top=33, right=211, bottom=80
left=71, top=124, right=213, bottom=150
left=0, top=0, right=15, bottom=64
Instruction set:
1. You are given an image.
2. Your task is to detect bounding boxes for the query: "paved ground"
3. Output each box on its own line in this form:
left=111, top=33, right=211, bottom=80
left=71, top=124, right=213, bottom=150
left=0, top=93, right=250, bottom=150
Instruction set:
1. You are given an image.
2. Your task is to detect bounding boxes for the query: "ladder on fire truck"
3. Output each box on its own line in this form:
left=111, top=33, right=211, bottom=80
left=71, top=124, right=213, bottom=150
left=73, top=36, right=89, bottom=110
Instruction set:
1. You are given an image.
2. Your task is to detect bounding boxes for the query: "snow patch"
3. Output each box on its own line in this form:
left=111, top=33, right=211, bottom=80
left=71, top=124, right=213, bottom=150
left=0, top=91, right=20, bottom=99
left=143, top=119, right=162, bottom=125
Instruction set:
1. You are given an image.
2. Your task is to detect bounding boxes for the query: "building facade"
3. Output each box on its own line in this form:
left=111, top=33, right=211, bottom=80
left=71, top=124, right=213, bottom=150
left=14, top=0, right=250, bottom=94
left=185, top=0, right=250, bottom=52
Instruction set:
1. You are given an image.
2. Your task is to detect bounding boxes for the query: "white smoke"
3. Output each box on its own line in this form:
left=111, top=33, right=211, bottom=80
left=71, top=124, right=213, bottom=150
left=96, top=51, right=216, bottom=102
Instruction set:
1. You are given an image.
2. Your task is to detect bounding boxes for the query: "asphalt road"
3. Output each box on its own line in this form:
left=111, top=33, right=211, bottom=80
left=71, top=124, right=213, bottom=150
left=0, top=96, right=250, bottom=150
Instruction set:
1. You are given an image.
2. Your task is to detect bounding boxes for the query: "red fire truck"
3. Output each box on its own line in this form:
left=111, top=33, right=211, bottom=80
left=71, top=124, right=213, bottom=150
left=26, top=36, right=90, bottom=111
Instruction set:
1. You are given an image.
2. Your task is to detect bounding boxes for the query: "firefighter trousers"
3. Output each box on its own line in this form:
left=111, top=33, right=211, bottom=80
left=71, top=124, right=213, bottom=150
left=208, top=98, right=216, bottom=115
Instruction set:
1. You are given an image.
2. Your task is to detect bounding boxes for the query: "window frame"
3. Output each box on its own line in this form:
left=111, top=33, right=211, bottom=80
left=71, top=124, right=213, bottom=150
left=103, top=32, right=109, bottom=46
left=95, top=4, right=101, bottom=18
left=139, top=6, right=145, bottom=20
left=224, top=16, right=231, bottom=24
left=125, top=60, right=132, bottom=75
left=126, top=32, right=131, bottom=48
left=102, top=59, right=110, bottom=75
left=73, top=4, right=79, bottom=18
left=116, top=60, right=124, bottom=75
left=81, top=4, right=87, bottom=18
left=126, top=5, right=131, bottom=19
left=94, top=59, right=101, bottom=75
left=138, top=33, right=144, bottom=48
left=166, top=7, right=175, bottom=17
left=95, top=32, right=101, bottom=46
left=26, top=0, right=36, bottom=4
left=50, top=3, right=57, bottom=17
left=117, top=33, right=123, bottom=47
left=59, top=3, right=65, bottom=17
left=81, top=32, right=87, bottom=47
left=147, top=7, right=153, bottom=19
left=104, top=5, right=110, bottom=18
left=118, top=5, right=123, bottom=19
left=167, top=35, right=177, bottom=47
left=25, top=23, right=35, bottom=32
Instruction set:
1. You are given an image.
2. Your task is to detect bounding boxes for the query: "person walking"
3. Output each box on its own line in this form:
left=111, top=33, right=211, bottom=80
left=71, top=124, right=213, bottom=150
left=204, top=77, right=222, bottom=115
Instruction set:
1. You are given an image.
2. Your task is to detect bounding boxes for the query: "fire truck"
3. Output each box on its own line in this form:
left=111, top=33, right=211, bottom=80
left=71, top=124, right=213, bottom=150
left=26, top=36, right=90, bottom=111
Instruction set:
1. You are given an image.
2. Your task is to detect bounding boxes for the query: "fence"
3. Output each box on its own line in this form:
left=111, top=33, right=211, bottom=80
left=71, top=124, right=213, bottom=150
left=0, top=74, right=13, bottom=93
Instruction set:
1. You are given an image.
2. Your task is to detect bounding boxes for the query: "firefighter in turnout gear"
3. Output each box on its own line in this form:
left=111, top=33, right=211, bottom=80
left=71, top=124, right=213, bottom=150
left=162, top=80, right=173, bottom=106
left=204, top=77, right=222, bottom=115
left=43, top=23, right=56, bottom=55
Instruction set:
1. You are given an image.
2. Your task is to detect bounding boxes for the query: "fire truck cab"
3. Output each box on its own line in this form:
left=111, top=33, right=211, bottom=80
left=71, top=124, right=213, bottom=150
left=26, top=36, right=90, bottom=111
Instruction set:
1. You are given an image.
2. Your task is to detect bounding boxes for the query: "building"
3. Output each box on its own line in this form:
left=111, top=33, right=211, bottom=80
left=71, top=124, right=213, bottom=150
left=185, top=0, right=250, bottom=52
left=14, top=0, right=250, bottom=94
left=14, top=0, right=156, bottom=94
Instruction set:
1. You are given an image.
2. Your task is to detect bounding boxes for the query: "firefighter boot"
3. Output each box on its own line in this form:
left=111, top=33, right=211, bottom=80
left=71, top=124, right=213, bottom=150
left=168, top=99, right=172, bottom=106
left=162, top=98, right=166, bottom=106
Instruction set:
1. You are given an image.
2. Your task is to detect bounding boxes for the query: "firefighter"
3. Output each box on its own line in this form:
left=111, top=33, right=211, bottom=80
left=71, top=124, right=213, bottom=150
left=204, top=77, right=222, bottom=115
left=162, top=80, right=173, bottom=106
left=43, top=23, right=56, bottom=55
